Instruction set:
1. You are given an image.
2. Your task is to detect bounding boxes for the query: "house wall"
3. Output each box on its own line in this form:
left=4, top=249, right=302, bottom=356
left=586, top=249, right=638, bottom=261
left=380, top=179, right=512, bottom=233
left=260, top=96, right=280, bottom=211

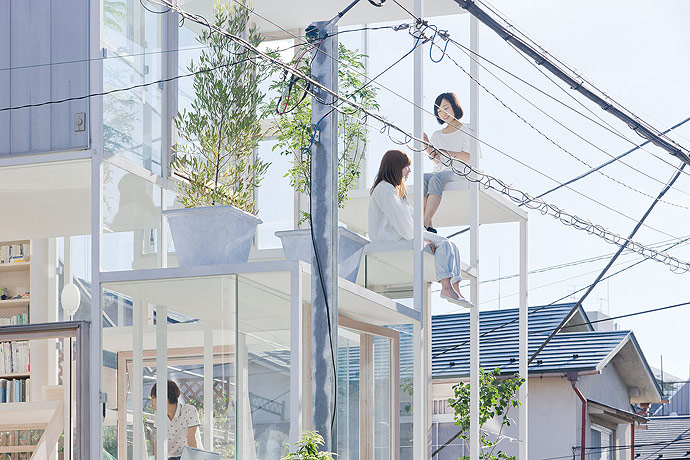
left=0, top=0, right=90, bottom=155
left=432, top=365, right=636, bottom=460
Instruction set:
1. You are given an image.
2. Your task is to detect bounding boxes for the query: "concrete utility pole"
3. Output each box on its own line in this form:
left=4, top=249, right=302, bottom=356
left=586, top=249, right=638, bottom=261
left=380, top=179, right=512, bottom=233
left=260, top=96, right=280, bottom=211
left=308, top=20, right=339, bottom=452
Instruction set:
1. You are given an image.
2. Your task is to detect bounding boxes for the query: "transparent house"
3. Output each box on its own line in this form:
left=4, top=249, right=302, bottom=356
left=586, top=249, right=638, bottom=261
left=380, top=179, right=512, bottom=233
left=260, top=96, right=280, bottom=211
left=0, top=0, right=528, bottom=459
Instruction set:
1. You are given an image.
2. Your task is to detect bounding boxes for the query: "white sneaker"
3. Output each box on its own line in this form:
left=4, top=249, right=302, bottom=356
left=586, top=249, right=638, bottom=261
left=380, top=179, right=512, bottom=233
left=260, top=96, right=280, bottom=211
left=440, top=293, right=475, bottom=308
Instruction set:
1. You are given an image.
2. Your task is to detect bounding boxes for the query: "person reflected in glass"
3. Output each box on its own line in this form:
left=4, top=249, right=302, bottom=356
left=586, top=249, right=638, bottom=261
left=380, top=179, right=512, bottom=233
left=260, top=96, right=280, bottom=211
left=368, top=149, right=474, bottom=308
left=151, top=380, right=202, bottom=460
left=423, top=92, right=480, bottom=233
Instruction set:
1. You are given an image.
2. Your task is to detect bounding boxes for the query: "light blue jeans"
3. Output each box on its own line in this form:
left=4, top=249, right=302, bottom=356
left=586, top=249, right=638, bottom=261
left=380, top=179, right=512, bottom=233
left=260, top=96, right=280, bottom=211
left=424, top=239, right=463, bottom=283
left=424, top=171, right=461, bottom=197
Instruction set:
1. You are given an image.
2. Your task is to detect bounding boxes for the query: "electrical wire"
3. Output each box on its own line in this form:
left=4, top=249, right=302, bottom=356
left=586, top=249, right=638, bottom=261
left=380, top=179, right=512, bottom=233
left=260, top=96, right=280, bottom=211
left=529, top=161, right=686, bottom=364
left=388, top=1, right=690, bottom=192
left=416, top=23, right=690, bottom=208
left=224, top=0, right=690, bottom=218
left=0, top=39, right=307, bottom=113
left=453, top=0, right=690, bottom=166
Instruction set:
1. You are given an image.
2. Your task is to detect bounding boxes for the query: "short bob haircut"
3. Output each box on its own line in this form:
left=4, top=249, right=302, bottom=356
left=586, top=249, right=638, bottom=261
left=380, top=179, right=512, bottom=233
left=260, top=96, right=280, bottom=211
left=150, top=380, right=181, bottom=405
left=434, top=92, right=464, bottom=124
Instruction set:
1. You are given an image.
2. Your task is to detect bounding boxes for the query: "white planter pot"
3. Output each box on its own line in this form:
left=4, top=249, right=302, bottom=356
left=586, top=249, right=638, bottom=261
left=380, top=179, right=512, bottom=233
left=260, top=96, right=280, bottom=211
left=275, top=227, right=370, bottom=282
left=164, top=205, right=262, bottom=266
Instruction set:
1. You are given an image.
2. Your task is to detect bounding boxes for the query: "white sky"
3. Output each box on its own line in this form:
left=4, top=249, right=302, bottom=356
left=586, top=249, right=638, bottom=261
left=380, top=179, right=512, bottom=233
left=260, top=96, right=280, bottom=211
left=336, top=0, right=690, bottom=379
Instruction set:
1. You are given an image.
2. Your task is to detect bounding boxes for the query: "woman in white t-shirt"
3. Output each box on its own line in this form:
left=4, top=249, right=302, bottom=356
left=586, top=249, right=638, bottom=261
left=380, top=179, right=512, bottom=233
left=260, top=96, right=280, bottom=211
left=151, top=380, right=203, bottom=460
left=422, top=92, right=479, bottom=233
left=368, top=149, right=473, bottom=308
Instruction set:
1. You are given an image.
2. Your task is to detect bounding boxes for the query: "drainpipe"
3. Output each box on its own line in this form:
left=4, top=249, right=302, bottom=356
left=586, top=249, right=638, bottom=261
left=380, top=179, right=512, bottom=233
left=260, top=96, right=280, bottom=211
left=631, top=423, right=635, bottom=460
left=567, top=372, right=586, bottom=460
left=631, top=403, right=650, bottom=460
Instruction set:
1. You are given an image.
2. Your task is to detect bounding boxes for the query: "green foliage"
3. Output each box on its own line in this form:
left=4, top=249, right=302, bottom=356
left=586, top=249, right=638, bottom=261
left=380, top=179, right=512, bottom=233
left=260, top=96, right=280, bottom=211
left=172, top=0, right=271, bottom=213
left=265, top=43, right=380, bottom=224
left=104, top=1, right=127, bottom=33
left=281, top=431, right=336, bottom=460
left=447, top=368, right=524, bottom=460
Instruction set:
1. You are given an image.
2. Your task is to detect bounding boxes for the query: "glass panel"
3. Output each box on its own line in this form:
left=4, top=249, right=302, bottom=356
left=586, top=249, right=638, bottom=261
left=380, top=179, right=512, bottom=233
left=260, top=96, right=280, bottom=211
left=256, top=138, right=295, bottom=248
left=432, top=422, right=466, bottom=460
left=0, top=326, right=83, bottom=460
left=103, top=0, right=164, bottom=174
left=373, top=336, right=391, bottom=460
left=237, top=272, right=292, bottom=460
left=102, top=275, right=237, bottom=458
left=337, top=328, right=361, bottom=460
left=390, top=324, right=414, bottom=460
left=102, top=161, right=163, bottom=271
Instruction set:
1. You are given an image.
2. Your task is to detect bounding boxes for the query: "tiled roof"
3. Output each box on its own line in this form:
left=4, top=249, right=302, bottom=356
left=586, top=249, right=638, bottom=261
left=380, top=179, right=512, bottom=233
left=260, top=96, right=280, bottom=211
left=432, top=303, right=632, bottom=378
left=635, top=416, right=690, bottom=460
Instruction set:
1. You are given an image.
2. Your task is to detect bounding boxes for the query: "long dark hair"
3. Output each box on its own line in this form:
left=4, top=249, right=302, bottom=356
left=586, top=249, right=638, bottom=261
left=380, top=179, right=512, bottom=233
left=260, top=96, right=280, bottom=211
left=434, top=92, right=464, bottom=124
left=370, top=149, right=411, bottom=198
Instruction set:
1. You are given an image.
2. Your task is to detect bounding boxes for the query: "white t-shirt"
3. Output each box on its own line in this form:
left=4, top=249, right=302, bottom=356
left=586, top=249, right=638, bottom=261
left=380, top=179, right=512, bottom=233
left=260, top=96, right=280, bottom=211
left=368, top=181, right=414, bottom=242
left=156, top=402, right=203, bottom=456
left=429, top=125, right=481, bottom=173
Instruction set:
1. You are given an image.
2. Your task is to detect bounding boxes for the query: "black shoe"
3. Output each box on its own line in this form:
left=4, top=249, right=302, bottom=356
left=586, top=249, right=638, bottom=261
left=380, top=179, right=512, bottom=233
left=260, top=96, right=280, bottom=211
left=425, top=226, right=437, bottom=234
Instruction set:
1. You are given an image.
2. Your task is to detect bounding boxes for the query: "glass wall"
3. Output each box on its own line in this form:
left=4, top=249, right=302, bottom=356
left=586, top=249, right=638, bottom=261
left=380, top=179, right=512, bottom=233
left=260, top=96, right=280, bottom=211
left=102, top=161, right=164, bottom=271
left=102, top=275, right=237, bottom=459
left=103, top=0, right=164, bottom=175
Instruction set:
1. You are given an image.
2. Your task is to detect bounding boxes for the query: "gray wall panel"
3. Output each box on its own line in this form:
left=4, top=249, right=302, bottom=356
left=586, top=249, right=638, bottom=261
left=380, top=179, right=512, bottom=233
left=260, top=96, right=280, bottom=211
left=3, top=0, right=90, bottom=156
left=50, top=0, right=89, bottom=150
left=0, top=1, right=10, bottom=154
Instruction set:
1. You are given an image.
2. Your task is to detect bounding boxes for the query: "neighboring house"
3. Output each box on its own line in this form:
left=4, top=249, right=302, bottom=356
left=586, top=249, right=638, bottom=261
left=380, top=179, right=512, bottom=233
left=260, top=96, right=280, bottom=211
left=634, top=416, right=690, bottom=460
left=430, top=303, right=662, bottom=460
left=652, top=381, right=690, bottom=416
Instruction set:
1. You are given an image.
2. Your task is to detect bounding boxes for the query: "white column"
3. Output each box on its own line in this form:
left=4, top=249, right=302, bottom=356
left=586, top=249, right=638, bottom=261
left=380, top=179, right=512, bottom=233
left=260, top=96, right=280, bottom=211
left=156, top=306, right=168, bottom=459
left=204, top=326, right=214, bottom=449
left=64, top=237, right=73, bottom=460
left=133, top=301, right=145, bottom=459
left=469, top=14, right=481, bottom=460
left=412, top=1, right=427, bottom=460
left=519, top=220, right=529, bottom=460
left=289, top=265, right=304, bottom=446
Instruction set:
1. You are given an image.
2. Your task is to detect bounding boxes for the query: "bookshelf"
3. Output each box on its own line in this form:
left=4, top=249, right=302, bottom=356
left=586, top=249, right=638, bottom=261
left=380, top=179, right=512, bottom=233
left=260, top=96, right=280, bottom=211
left=0, top=240, right=31, bottom=403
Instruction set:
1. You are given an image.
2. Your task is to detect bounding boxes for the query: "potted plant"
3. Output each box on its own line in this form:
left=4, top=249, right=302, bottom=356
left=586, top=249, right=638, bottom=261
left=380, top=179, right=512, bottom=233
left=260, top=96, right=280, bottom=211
left=268, top=44, right=379, bottom=282
left=164, top=0, right=271, bottom=266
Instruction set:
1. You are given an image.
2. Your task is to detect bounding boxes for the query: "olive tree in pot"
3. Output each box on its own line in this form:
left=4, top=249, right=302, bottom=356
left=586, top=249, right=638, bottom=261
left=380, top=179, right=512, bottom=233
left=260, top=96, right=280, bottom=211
left=269, top=45, right=379, bottom=282
left=165, top=1, right=271, bottom=266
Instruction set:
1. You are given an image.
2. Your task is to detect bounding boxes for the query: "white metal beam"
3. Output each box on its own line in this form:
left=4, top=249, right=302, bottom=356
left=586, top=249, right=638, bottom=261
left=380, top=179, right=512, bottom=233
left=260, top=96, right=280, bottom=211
left=519, top=219, right=529, bottom=460
left=412, top=0, right=427, bottom=459
left=469, top=14, right=481, bottom=460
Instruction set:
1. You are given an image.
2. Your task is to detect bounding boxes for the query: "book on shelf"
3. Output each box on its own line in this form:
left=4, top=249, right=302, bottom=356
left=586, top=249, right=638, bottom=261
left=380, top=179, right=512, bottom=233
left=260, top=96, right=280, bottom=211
left=0, top=313, right=28, bottom=325
left=0, top=243, right=30, bottom=264
left=0, top=377, right=30, bottom=403
left=0, top=341, right=29, bottom=375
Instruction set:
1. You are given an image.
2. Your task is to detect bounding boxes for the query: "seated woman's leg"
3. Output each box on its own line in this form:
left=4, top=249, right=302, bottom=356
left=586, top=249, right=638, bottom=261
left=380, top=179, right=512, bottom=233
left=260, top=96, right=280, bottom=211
left=425, top=171, right=457, bottom=228
left=433, top=240, right=471, bottom=304
left=423, top=173, right=434, bottom=224
left=424, top=173, right=443, bottom=228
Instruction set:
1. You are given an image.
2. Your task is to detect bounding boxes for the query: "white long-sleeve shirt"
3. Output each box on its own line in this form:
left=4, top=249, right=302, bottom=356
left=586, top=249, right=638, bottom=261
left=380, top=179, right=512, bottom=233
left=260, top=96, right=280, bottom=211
left=368, top=181, right=414, bottom=242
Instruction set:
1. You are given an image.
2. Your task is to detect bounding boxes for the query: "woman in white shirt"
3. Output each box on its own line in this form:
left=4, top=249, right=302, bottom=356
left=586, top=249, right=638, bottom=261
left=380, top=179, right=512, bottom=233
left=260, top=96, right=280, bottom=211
left=151, top=380, right=203, bottom=460
left=369, top=149, right=473, bottom=308
left=422, top=92, right=478, bottom=233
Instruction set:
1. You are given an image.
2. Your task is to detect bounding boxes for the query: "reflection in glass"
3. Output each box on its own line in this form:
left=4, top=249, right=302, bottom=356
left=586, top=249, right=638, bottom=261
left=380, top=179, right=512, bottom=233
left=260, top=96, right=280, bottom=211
left=338, top=328, right=361, bottom=460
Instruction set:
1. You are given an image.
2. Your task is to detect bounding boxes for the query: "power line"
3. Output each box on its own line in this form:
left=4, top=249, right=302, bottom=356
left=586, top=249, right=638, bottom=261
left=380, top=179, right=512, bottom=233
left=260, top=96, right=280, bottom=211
left=420, top=29, right=690, bottom=208
left=529, top=162, right=686, bottom=364
left=128, top=0, right=690, bottom=275
left=451, top=0, right=690, bottom=167
left=211, top=2, right=690, bottom=219
left=440, top=38, right=690, bottom=200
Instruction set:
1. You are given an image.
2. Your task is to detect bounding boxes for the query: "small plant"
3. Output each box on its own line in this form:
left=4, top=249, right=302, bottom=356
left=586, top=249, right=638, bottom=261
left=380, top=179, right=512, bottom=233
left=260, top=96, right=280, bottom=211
left=172, top=0, right=271, bottom=213
left=265, top=44, right=380, bottom=224
left=281, top=431, right=336, bottom=460
left=444, top=368, right=524, bottom=460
